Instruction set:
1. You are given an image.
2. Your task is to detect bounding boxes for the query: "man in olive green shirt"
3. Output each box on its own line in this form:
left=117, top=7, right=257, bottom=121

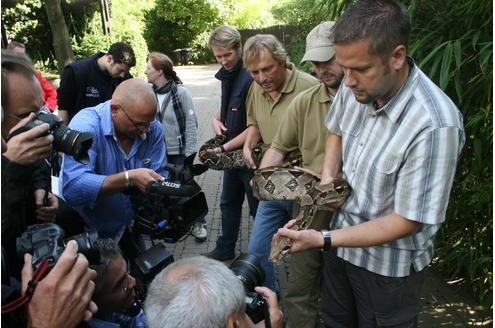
left=225, top=33, right=319, bottom=293
left=260, top=22, right=344, bottom=328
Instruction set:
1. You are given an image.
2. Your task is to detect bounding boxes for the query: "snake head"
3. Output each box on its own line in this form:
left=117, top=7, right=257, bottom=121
left=269, top=235, right=294, bottom=264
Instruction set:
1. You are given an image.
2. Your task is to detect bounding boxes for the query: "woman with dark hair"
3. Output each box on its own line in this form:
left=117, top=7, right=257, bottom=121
left=145, top=52, right=206, bottom=241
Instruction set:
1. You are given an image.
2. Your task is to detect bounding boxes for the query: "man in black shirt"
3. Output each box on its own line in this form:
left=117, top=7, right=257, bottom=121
left=57, top=42, right=136, bottom=125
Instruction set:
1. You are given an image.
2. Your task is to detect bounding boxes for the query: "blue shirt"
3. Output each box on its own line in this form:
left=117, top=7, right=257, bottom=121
left=61, top=100, right=167, bottom=238
left=87, top=309, right=147, bottom=328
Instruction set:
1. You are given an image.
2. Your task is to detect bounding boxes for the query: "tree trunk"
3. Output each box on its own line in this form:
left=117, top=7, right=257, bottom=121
left=44, top=0, right=75, bottom=74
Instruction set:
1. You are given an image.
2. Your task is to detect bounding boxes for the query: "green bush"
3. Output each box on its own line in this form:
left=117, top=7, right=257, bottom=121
left=406, top=0, right=492, bottom=310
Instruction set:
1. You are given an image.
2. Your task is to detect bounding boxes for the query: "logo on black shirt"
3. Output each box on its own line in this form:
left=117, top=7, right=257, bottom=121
left=85, top=86, right=100, bottom=98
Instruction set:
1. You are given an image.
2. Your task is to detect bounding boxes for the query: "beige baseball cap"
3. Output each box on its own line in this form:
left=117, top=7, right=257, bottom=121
left=300, top=21, right=336, bottom=64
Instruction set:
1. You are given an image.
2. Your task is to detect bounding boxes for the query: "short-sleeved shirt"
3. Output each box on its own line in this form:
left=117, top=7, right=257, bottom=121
left=57, top=53, right=132, bottom=122
left=246, top=63, right=319, bottom=143
left=325, top=57, right=465, bottom=277
left=61, top=100, right=167, bottom=238
left=271, top=83, right=331, bottom=172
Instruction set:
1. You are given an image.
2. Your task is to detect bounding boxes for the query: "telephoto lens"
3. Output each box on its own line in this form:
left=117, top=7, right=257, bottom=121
left=229, top=254, right=269, bottom=325
left=229, top=253, right=265, bottom=292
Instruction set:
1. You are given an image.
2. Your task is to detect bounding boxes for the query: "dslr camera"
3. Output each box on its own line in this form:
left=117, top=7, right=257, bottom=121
left=16, top=223, right=100, bottom=266
left=5, top=109, right=93, bottom=164
left=229, top=253, right=270, bottom=324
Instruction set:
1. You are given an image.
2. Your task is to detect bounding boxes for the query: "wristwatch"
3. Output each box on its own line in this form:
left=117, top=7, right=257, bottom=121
left=321, top=230, right=332, bottom=252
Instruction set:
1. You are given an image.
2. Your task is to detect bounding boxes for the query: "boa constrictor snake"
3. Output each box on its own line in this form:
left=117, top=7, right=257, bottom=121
left=198, top=134, right=351, bottom=263
left=251, top=168, right=351, bottom=263
left=198, top=133, right=302, bottom=170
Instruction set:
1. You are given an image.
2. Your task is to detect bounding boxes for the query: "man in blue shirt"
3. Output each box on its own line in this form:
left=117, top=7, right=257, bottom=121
left=61, top=78, right=167, bottom=240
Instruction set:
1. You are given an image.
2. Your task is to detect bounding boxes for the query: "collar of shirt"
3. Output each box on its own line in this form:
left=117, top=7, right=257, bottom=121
left=368, top=56, right=418, bottom=123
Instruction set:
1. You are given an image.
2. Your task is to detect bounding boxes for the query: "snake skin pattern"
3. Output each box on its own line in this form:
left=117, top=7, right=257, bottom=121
left=262, top=172, right=351, bottom=263
left=198, top=135, right=350, bottom=263
left=198, top=133, right=302, bottom=170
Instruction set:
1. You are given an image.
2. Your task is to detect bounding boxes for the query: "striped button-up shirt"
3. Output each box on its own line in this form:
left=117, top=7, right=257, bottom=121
left=325, top=58, right=465, bottom=277
left=61, top=100, right=168, bottom=238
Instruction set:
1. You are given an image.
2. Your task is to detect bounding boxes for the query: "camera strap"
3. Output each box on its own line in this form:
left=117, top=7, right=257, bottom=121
left=1, top=258, right=52, bottom=314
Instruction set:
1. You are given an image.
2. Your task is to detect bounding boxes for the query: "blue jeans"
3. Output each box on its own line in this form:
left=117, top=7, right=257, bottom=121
left=247, top=200, right=293, bottom=291
left=215, top=169, right=258, bottom=253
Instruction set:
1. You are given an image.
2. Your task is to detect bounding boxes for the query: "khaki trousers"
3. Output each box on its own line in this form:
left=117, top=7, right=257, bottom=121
left=284, top=210, right=332, bottom=328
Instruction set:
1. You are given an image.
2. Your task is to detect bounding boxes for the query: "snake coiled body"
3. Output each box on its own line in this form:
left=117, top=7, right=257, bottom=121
left=250, top=167, right=351, bottom=263
left=199, top=135, right=350, bottom=263
left=198, top=134, right=301, bottom=170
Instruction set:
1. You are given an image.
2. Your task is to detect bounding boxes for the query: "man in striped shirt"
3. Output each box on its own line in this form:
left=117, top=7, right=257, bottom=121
left=274, top=0, right=465, bottom=326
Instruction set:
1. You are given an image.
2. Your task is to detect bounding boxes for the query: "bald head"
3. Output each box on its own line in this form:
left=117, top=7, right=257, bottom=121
left=113, top=78, right=157, bottom=112
left=110, top=78, right=158, bottom=139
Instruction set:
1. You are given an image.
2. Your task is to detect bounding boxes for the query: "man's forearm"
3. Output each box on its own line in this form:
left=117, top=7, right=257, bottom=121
left=320, top=133, right=342, bottom=184
left=330, top=213, right=422, bottom=248
left=243, top=125, right=261, bottom=150
left=223, top=129, right=248, bottom=152
left=98, top=171, right=128, bottom=200
left=259, top=148, right=284, bottom=169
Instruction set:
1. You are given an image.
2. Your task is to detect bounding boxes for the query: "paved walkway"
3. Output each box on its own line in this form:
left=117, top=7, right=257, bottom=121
left=166, top=64, right=489, bottom=327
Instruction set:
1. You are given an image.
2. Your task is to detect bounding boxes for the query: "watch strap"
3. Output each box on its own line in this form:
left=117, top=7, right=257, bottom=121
left=321, top=229, right=332, bottom=251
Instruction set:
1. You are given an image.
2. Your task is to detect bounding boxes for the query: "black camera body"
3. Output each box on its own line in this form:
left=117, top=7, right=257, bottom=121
left=229, top=254, right=269, bottom=324
left=130, top=153, right=208, bottom=242
left=5, top=110, right=93, bottom=164
left=16, top=223, right=100, bottom=266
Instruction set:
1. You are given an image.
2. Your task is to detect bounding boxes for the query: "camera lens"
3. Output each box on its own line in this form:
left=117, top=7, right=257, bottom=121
left=66, top=230, right=100, bottom=264
left=229, top=253, right=265, bottom=292
left=52, top=126, right=93, bottom=164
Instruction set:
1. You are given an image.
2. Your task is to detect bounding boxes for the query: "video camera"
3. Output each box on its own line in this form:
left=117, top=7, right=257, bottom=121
left=229, top=254, right=270, bottom=325
left=5, top=109, right=93, bottom=164
left=129, top=153, right=208, bottom=242
left=16, top=223, right=100, bottom=266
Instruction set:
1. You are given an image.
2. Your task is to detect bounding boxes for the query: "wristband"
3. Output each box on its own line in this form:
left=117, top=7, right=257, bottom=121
left=220, top=145, right=226, bottom=153
left=124, top=171, right=132, bottom=188
left=321, top=229, right=332, bottom=252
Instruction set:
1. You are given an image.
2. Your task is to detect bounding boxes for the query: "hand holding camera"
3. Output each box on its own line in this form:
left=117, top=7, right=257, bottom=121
left=252, top=287, right=283, bottom=328
left=125, top=168, right=165, bottom=193
left=21, top=240, right=98, bottom=328
left=34, top=189, right=58, bottom=222
left=5, top=109, right=93, bottom=164
left=3, top=113, right=53, bottom=165
left=229, top=254, right=284, bottom=327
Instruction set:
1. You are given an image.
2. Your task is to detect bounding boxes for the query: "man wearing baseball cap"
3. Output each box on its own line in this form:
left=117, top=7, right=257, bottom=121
left=260, top=21, right=344, bottom=328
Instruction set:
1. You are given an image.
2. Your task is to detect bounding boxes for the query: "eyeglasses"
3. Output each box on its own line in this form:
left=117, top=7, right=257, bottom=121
left=117, top=104, right=150, bottom=130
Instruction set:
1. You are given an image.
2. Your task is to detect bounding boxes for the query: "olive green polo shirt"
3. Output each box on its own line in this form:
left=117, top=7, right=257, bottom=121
left=271, top=83, right=332, bottom=172
left=246, top=63, right=319, bottom=144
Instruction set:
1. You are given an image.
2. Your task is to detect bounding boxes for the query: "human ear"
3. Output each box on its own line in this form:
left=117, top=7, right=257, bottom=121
left=390, top=45, right=407, bottom=69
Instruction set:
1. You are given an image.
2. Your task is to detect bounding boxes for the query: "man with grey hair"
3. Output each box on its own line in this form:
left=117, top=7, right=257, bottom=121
left=260, top=21, right=344, bottom=328
left=144, top=256, right=282, bottom=328
left=217, top=33, right=319, bottom=292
